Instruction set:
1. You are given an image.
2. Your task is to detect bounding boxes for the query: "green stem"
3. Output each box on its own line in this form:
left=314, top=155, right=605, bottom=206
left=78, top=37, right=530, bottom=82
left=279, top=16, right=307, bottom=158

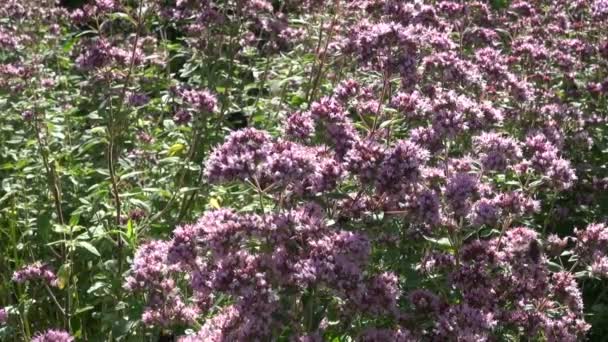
left=542, top=192, right=557, bottom=236
left=108, top=0, right=144, bottom=278
left=306, top=286, right=316, bottom=332
left=253, top=56, right=272, bottom=111
left=307, top=5, right=340, bottom=106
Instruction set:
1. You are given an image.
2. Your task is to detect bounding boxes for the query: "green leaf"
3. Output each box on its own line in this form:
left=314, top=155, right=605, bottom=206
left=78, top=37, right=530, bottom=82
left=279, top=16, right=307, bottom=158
left=76, top=241, right=101, bottom=257
left=107, top=12, right=137, bottom=25
left=128, top=198, right=151, bottom=212
left=87, top=281, right=108, bottom=294
left=547, top=261, right=563, bottom=273
left=120, top=171, right=144, bottom=180
left=423, top=236, right=454, bottom=252
left=75, top=306, right=95, bottom=315
left=69, top=214, right=80, bottom=226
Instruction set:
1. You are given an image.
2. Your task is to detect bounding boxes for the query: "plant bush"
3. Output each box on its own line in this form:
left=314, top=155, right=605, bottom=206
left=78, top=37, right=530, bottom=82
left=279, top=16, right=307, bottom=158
left=1, top=0, right=608, bottom=341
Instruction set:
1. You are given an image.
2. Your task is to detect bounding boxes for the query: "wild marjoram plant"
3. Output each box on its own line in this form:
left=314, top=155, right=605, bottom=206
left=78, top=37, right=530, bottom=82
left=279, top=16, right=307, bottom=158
left=2, top=0, right=608, bottom=341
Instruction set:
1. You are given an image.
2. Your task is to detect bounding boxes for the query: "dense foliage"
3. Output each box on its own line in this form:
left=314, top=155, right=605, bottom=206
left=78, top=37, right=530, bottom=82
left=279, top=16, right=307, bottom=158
left=1, top=0, right=608, bottom=341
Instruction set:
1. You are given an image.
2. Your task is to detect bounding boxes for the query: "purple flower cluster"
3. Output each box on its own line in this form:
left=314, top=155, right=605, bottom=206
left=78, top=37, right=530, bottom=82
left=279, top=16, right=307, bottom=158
left=468, top=191, right=539, bottom=227
left=205, top=128, right=342, bottom=196
left=435, top=304, right=496, bottom=341
left=151, top=0, right=317, bottom=53
left=3, top=0, right=608, bottom=339
left=122, top=0, right=608, bottom=339
left=204, top=128, right=273, bottom=183
left=127, top=92, right=150, bottom=107
left=335, top=0, right=598, bottom=194
left=172, top=87, right=218, bottom=124
left=474, top=132, right=522, bottom=172
left=425, top=227, right=589, bottom=340
left=284, top=111, right=315, bottom=140
left=75, top=38, right=143, bottom=72
left=12, top=262, right=58, bottom=287
left=128, top=204, right=408, bottom=338
left=445, top=173, right=479, bottom=218
left=179, top=88, right=218, bottom=114
left=574, top=223, right=608, bottom=278
left=344, top=140, right=386, bottom=184
left=376, top=140, right=428, bottom=194
left=0, top=307, right=7, bottom=325
left=31, top=330, right=74, bottom=342
left=524, top=133, right=577, bottom=189
left=124, top=241, right=198, bottom=326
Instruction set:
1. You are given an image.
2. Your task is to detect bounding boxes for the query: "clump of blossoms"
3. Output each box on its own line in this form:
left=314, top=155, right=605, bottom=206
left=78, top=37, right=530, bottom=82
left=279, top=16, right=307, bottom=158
left=173, top=86, right=218, bottom=125
left=128, top=203, right=393, bottom=339
left=31, top=330, right=74, bottom=342
left=12, top=262, right=58, bottom=287
left=2, top=0, right=608, bottom=339
left=574, top=223, right=608, bottom=278
left=150, top=0, right=322, bottom=53
left=0, top=308, right=7, bottom=325
left=65, top=0, right=602, bottom=339
left=128, top=75, right=590, bottom=339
